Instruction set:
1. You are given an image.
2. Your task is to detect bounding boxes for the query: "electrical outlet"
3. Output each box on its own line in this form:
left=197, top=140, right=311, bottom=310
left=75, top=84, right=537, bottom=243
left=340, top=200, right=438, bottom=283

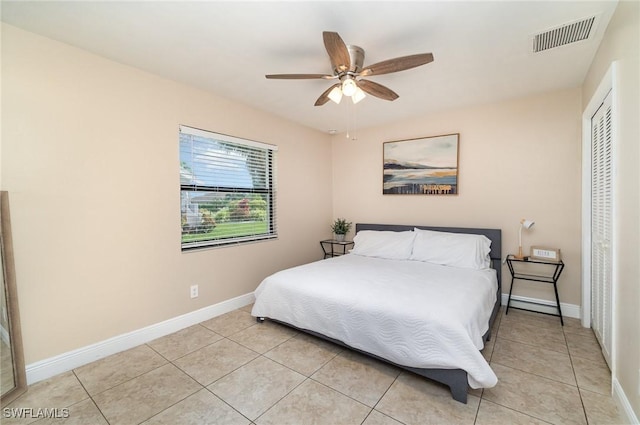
left=190, top=285, right=199, bottom=299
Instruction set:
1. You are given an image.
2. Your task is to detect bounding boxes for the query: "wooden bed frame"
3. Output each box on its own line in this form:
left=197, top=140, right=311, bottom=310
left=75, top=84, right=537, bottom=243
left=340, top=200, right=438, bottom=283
left=258, top=223, right=502, bottom=403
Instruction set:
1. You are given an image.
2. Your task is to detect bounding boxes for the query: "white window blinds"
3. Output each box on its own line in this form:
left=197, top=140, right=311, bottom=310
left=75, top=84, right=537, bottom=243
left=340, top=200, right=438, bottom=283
left=179, top=125, right=277, bottom=250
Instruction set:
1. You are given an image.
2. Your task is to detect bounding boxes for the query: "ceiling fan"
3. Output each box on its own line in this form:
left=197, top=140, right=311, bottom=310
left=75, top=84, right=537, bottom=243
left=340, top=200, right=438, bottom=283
left=266, top=31, right=434, bottom=106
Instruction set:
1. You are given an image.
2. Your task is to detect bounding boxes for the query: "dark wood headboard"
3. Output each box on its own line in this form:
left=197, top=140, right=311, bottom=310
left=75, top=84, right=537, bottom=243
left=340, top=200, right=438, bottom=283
left=355, top=223, right=502, bottom=299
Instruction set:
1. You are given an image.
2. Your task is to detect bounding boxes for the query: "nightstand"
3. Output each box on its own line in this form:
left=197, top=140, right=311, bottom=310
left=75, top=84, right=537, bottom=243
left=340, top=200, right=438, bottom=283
left=320, top=239, right=354, bottom=259
left=506, top=255, right=565, bottom=325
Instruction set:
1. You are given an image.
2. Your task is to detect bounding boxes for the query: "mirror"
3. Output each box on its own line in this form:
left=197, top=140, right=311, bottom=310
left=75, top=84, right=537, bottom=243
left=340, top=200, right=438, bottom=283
left=0, top=191, right=26, bottom=406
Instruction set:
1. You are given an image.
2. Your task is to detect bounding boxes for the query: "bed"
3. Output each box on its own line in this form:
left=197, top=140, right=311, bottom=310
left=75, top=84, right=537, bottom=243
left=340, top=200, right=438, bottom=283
left=252, top=223, right=502, bottom=403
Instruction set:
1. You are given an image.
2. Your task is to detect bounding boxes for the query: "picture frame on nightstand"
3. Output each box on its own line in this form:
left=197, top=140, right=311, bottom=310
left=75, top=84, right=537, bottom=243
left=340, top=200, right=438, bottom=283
left=530, top=246, right=562, bottom=262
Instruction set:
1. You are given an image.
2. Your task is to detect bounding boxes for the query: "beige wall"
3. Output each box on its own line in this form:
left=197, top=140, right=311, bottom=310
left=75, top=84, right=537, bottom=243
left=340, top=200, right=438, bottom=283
left=332, top=88, right=583, bottom=306
left=0, top=24, right=333, bottom=364
left=582, top=0, right=640, bottom=417
left=2, top=7, right=638, bottom=418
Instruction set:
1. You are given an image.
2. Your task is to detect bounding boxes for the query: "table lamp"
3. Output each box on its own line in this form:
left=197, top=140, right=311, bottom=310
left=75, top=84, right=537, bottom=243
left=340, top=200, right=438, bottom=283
left=516, top=218, right=535, bottom=259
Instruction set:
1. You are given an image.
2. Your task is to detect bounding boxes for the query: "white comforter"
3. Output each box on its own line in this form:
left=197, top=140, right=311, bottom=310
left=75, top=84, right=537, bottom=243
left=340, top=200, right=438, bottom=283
left=252, top=254, right=498, bottom=388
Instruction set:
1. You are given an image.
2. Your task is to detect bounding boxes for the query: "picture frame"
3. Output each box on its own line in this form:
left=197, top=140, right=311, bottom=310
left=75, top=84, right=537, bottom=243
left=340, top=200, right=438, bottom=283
left=383, top=134, right=459, bottom=195
left=530, top=246, right=562, bottom=262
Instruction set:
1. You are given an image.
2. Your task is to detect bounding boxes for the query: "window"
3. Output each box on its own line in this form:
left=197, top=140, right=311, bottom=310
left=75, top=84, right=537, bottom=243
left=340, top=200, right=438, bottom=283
left=179, top=125, right=277, bottom=250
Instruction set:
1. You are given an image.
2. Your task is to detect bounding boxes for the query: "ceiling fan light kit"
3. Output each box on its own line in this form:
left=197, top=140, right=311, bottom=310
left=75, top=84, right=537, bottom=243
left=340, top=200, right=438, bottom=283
left=266, top=31, right=434, bottom=106
left=351, top=87, right=366, bottom=104
left=341, top=77, right=358, bottom=96
left=328, top=86, right=343, bottom=104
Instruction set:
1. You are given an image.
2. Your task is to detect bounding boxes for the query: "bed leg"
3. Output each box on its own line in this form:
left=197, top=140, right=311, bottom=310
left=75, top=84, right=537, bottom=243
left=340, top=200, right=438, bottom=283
left=450, top=384, right=468, bottom=404
left=443, top=369, right=469, bottom=404
left=256, top=317, right=265, bottom=323
left=409, top=367, right=469, bottom=404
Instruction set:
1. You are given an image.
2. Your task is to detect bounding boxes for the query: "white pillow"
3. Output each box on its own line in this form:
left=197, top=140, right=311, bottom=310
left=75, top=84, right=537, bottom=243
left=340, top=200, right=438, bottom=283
left=351, top=230, right=416, bottom=260
left=410, top=228, right=491, bottom=269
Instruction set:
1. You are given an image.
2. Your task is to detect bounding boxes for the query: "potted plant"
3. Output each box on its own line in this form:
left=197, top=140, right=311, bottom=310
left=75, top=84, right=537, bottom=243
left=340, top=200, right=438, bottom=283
left=331, top=218, right=352, bottom=242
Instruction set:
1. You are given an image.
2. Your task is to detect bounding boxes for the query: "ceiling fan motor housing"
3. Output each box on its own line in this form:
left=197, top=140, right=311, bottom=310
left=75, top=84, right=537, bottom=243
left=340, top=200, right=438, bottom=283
left=345, top=45, right=365, bottom=74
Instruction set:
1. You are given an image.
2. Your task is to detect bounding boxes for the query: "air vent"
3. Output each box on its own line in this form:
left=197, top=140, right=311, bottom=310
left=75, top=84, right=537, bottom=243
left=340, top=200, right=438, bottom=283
left=533, top=16, right=596, bottom=53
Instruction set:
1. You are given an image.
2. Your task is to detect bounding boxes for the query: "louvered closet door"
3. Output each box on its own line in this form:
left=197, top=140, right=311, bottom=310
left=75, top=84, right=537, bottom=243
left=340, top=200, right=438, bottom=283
left=590, top=90, right=613, bottom=367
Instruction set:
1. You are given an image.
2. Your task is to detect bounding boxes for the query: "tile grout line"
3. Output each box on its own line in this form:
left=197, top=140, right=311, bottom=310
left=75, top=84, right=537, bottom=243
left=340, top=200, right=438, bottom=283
left=474, top=309, right=503, bottom=425
left=488, top=358, right=579, bottom=388
left=494, top=334, right=570, bottom=356
left=138, top=314, right=287, bottom=424
left=134, top=335, right=256, bottom=424
left=182, top=323, right=301, bottom=424
left=115, top=349, right=205, bottom=425
left=249, top=323, right=333, bottom=422
left=141, top=341, right=212, bottom=423
left=70, top=369, right=112, bottom=425
left=366, top=372, right=403, bottom=425
left=255, top=318, right=417, bottom=414
left=484, top=312, right=573, bottom=425
left=192, top=313, right=262, bottom=424
left=80, top=336, right=248, bottom=424
left=199, top=386, right=254, bottom=424
left=72, top=350, right=176, bottom=423
left=234, top=321, right=394, bottom=423
left=146, top=323, right=226, bottom=363
left=252, top=373, right=309, bottom=423
left=564, top=327, right=592, bottom=425
left=232, top=329, right=306, bottom=422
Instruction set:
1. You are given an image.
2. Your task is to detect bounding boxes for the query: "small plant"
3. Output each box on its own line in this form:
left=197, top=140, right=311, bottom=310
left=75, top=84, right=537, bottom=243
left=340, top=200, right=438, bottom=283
left=331, top=218, right=352, bottom=235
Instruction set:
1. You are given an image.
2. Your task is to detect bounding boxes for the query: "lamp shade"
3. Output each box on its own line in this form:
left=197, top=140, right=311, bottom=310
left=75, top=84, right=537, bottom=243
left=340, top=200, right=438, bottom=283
left=351, top=87, right=366, bottom=104
left=328, top=86, right=343, bottom=104
left=521, top=219, right=535, bottom=229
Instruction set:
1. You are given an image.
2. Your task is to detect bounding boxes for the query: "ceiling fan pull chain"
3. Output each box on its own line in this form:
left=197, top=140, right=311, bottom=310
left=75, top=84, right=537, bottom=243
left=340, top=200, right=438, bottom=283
left=345, top=100, right=350, bottom=139
left=351, top=101, right=357, bottom=141
left=345, top=100, right=358, bottom=141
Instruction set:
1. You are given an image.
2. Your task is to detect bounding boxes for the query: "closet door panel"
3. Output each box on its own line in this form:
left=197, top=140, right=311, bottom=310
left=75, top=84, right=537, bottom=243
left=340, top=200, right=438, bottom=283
left=590, top=91, right=612, bottom=367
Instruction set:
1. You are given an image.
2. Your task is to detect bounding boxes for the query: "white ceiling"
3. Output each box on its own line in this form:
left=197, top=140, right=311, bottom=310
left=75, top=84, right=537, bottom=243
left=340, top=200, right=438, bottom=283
left=1, top=1, right=618, bottom=134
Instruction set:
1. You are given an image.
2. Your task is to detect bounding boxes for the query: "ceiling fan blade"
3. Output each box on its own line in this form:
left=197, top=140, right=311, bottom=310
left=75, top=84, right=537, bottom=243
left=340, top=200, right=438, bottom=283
left=359, top=53, right=434, bottom=77
left=357, top=79, right=399, bottom=101
left=323, top=31, right=351, bottom=73
left=265, top=73, right=334, bottom=79
left=314, top=83, right=340, bottom=106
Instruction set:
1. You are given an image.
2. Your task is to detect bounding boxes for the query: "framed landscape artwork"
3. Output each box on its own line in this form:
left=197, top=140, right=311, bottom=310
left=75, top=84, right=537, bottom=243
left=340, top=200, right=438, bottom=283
left=383, top=134, right=459, bottom=195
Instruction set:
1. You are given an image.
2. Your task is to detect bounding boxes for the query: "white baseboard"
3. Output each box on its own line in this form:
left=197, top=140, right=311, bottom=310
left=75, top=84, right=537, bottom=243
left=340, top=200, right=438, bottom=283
left=500, top=293, right=581, bottom=319
left=25, top=292, right=255, bottom=385
left=613, top=378, right=640, bottom=424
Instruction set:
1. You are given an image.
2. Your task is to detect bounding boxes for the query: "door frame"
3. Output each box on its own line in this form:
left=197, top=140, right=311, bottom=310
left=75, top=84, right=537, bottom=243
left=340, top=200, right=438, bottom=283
left=581, top=61, right=618, bottom=372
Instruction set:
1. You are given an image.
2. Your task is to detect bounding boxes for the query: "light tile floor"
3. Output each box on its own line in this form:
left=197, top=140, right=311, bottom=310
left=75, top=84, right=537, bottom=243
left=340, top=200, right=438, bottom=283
left=4, top=305, right=629, bottom=424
